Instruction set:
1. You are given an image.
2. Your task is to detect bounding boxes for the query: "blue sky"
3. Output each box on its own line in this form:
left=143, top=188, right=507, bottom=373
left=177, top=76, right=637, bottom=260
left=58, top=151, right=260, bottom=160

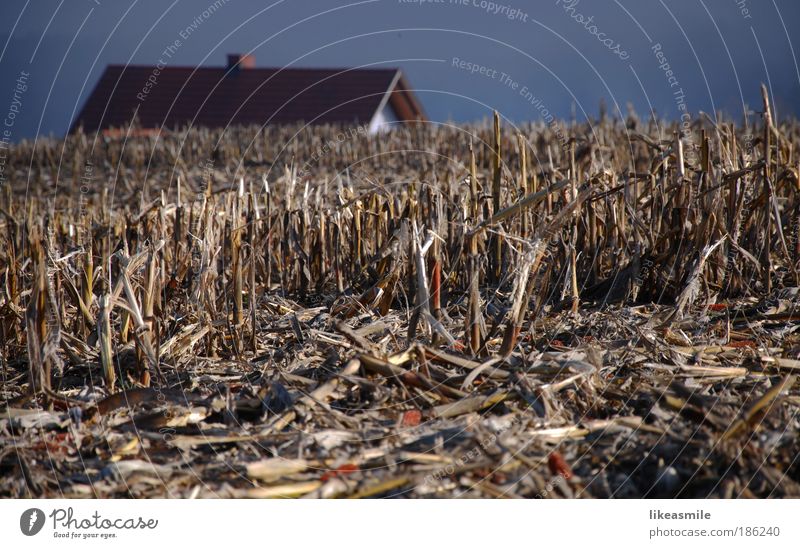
left=1, top=0, right=798, bottom=141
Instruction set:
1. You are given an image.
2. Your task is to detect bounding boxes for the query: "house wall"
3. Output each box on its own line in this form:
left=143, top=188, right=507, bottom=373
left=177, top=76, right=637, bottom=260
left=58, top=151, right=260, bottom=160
left=368, top=102, right=399, bottom=134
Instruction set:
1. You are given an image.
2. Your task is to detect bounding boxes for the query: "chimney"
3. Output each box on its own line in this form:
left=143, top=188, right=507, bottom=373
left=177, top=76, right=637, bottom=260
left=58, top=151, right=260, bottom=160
left=227, top=53, right=255, bottom=73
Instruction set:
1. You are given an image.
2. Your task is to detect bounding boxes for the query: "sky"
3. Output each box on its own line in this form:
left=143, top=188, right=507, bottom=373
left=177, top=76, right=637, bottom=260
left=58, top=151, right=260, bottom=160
left=1, top=0, right=799, bottom=141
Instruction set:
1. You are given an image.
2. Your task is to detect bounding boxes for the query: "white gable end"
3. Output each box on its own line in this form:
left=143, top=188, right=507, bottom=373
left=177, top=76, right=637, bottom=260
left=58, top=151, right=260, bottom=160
left=369, top=102, right=399, bottom=133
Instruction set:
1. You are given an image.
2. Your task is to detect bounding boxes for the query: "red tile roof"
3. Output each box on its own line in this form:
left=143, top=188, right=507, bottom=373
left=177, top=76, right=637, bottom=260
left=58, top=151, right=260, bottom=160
left=72, top=59, right=425, bottom=134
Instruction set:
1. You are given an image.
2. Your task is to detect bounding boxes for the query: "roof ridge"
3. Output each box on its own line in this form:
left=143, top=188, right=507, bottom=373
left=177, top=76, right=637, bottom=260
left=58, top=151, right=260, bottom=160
left=105, top=64, right=400, bottom=73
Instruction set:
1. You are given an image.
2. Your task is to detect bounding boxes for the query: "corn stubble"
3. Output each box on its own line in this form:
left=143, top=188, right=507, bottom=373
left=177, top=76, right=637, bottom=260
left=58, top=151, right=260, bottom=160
left=1, top=102, right=800, bottom=498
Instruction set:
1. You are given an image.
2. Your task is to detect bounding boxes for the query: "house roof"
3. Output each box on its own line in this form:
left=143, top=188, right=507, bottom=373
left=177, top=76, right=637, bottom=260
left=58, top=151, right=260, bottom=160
left=72, top=57, right=426, bottom=133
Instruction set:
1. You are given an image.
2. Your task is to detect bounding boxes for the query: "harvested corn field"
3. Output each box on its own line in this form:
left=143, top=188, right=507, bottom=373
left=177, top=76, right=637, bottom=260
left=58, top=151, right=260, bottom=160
left=2, top=101, right=800, bottom=498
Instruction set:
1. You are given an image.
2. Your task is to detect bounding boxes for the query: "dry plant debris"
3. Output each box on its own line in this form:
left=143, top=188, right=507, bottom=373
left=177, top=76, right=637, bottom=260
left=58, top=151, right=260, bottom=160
left=1, top=104, right=800, bottom=498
